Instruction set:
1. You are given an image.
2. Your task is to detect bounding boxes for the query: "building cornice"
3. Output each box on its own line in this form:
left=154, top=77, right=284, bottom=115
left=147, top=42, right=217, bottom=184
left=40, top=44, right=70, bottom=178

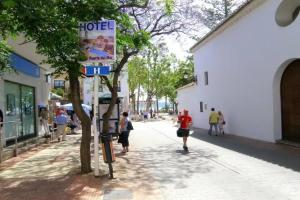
left=176, top=82, right=196, bottom=91
left=190, top=0, right=267, bottom=53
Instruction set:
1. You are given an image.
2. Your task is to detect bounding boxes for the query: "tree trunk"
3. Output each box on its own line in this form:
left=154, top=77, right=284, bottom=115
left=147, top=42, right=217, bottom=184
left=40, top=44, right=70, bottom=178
left=172, top=102, right=175, bottom=112
left=137, top=83, right=141, bottom=114
left=102, top=52, right=132, bottom=135
left=69, top=70, right=92, bottom=174
left=224, top=0, right=229, bottom=17
left=165, top=96, right=168, bottom=111
left=102, top=80, right=119, bottom=135
left=146, top=93, right=152, bottom=111
left=130, top=91, right=136, bottom=114
left=132, top=93, right=136, bottom=114
left=156, top=96, right=159, bottom=113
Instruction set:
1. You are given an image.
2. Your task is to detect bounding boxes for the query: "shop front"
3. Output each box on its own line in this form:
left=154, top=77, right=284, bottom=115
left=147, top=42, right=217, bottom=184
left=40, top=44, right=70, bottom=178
left=0, top=52, right=50, bottom=146
left=4, top=81, right=36, bottom=141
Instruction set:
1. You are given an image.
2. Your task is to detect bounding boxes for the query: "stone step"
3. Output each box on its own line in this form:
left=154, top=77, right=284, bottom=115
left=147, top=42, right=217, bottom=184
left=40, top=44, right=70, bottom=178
left=276, top=140, right=300, bottom=148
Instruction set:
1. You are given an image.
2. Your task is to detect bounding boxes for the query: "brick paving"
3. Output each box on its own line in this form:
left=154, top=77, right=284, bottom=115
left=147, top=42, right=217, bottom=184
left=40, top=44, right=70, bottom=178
left=0, top=132, right=163, bottom=200
left=0, top=135, right=104, bottom=200
left=0, top=120, right=300, bottom=200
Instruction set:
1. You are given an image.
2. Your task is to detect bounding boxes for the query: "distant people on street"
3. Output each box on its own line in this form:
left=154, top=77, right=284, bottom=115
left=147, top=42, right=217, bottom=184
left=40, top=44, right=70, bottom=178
left=39, top=107, right=49, bottom=137
left=69, top=111, right=79, bottom=134
left=55, top=107, right=61, bottom=117
left=55, top=110, right=68, bottom=141
left=218, top=111, right=225, bottom=134
left=177, top=110, right=192, bottom=152
left=118, top=112, right=131, bottom=153
left=208, top=108, right=219, bottom=136
left=143, top=110, right=148, bottom=121
left=150, top=108, right=153, bottom=118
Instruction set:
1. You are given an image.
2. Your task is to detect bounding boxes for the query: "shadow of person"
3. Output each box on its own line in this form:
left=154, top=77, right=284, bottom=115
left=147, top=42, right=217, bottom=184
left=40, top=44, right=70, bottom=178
left=175, top=149, right=189, bottom=155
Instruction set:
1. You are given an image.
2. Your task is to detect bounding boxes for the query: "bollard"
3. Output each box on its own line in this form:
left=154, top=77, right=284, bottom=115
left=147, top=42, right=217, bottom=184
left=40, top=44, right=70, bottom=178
left=101, top=134, right=115, bottom=163
left=14, top=122, right=19, bottom=157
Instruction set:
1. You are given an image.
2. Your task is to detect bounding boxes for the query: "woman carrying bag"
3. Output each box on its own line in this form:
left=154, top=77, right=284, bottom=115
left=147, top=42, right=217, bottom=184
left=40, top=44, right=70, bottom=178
left=177, top=110, right=192, bottom=152
left=118, top=112, right=133, bottom=153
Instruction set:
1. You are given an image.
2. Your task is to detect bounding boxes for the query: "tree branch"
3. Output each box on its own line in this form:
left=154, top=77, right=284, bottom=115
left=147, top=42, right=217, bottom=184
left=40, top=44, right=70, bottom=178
left=101, top=76, right=113, bottom=93
left=117, top=0, right=149, bottom=10
left=150, top=13, right=168, bottom=33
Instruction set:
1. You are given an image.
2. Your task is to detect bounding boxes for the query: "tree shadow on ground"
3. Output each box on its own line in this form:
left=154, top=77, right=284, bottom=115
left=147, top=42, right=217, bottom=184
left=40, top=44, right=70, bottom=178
left=190, top=128, right=300, bottom=172
left=109, top=142, right=218, bottom=193
left=0, top=172, right=103, bottom=200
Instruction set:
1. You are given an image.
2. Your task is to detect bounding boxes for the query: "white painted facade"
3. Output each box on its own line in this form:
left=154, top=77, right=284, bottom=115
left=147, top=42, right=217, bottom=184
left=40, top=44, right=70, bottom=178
left=178, top=0, right=300, bottom=142
left=0, top=36, right=51, bottom=142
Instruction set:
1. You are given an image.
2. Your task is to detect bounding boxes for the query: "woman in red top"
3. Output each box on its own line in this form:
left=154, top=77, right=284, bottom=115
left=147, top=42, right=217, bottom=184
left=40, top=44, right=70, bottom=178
left=178, top=110, right=192, bottom=151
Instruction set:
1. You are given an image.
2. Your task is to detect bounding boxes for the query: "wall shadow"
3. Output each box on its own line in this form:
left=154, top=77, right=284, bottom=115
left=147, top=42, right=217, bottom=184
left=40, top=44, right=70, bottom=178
left=190, top=128, right=300, bottom=172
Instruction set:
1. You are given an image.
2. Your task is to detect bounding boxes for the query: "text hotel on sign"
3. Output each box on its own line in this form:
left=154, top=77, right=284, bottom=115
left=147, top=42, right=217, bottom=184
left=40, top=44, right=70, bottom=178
left=79, top=20, right=115, bottom=31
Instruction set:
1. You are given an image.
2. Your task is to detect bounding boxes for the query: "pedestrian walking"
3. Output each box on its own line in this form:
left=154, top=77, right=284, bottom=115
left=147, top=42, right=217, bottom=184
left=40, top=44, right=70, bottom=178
left=143, top=110, right=148, bottom=121
left=55, top=110, right=68, bottom=141
left=39, top=107, right=50, bottom=137
left=118, top=112, right=132, bottom=153
left=208, top=108, right=219, bottom=136
left=177, top=110, right=192, bottom=152
left=218, top=111, right=225, bottom=134
left=68, top=111, right=79, bottom=134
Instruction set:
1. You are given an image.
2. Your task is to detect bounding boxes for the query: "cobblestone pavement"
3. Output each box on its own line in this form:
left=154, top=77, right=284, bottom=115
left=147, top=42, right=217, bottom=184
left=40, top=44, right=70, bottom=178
left=0, top=120, right=299, bottom=200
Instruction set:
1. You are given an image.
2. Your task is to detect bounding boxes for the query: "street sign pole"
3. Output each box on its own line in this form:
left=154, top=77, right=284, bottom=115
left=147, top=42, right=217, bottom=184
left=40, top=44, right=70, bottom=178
left=93, top=74, right=99, bottom=177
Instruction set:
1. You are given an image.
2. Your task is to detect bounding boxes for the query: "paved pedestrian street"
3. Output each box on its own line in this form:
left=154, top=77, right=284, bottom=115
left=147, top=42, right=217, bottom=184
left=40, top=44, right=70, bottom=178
left=0, top=120, right=299, bottom=200
left=124, top=121, right=300, bottom=200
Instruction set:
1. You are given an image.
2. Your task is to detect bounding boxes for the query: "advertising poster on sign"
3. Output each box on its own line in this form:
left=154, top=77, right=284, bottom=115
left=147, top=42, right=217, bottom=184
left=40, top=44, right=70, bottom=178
left=79, top=20, right=116, bottom=62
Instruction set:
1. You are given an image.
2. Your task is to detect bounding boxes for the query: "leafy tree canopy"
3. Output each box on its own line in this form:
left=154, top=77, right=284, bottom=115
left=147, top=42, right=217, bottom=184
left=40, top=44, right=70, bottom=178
left=0, top=40, right=11, bottom=72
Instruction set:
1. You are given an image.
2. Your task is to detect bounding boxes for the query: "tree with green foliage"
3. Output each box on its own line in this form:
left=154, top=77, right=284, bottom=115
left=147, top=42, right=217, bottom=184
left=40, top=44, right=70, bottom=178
left=1, top=0, right=197, bottom=174
left=141, top=44, right=170, bottom=111
left=127, top=56, right=147, bottom=114
left=0, top=40, right=11, bottom=72
left=160, top=56, right=195, bottom=113
left=0, top=0, right=144, bottom=173
left=51, top=88, right=64, bottom=98
left=174, top=56, right=195, bottom=88
left=0, top=0, right=202, bottom=173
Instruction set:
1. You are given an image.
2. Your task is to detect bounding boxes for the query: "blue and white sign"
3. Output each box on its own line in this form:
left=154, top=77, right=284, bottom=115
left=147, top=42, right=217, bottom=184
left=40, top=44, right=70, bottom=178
left=83, top=66, right=110, bottom=76
left=79, top=20, right=116, bottom=63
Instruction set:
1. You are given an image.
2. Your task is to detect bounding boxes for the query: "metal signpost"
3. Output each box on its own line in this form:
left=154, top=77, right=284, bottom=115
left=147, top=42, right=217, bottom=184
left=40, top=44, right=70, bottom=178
left=93, top=73, right=100, bottom=176
left=79, top=19, right=116, bottom=178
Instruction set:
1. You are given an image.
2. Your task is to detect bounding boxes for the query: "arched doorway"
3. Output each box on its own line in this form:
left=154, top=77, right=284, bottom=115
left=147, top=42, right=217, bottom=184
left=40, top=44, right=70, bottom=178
left=281, top=60, right=300, bottom=142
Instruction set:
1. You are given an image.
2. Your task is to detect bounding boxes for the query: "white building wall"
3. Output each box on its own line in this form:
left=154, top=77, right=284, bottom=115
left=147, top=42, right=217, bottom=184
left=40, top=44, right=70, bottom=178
left=187, top=0, right=300, bottom=142
left=177, top=84, right=202, bottom=127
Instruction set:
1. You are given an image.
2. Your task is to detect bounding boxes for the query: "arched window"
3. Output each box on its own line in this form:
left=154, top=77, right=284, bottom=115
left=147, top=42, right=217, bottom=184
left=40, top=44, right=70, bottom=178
left=275, top=0, right=300, bottom=27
